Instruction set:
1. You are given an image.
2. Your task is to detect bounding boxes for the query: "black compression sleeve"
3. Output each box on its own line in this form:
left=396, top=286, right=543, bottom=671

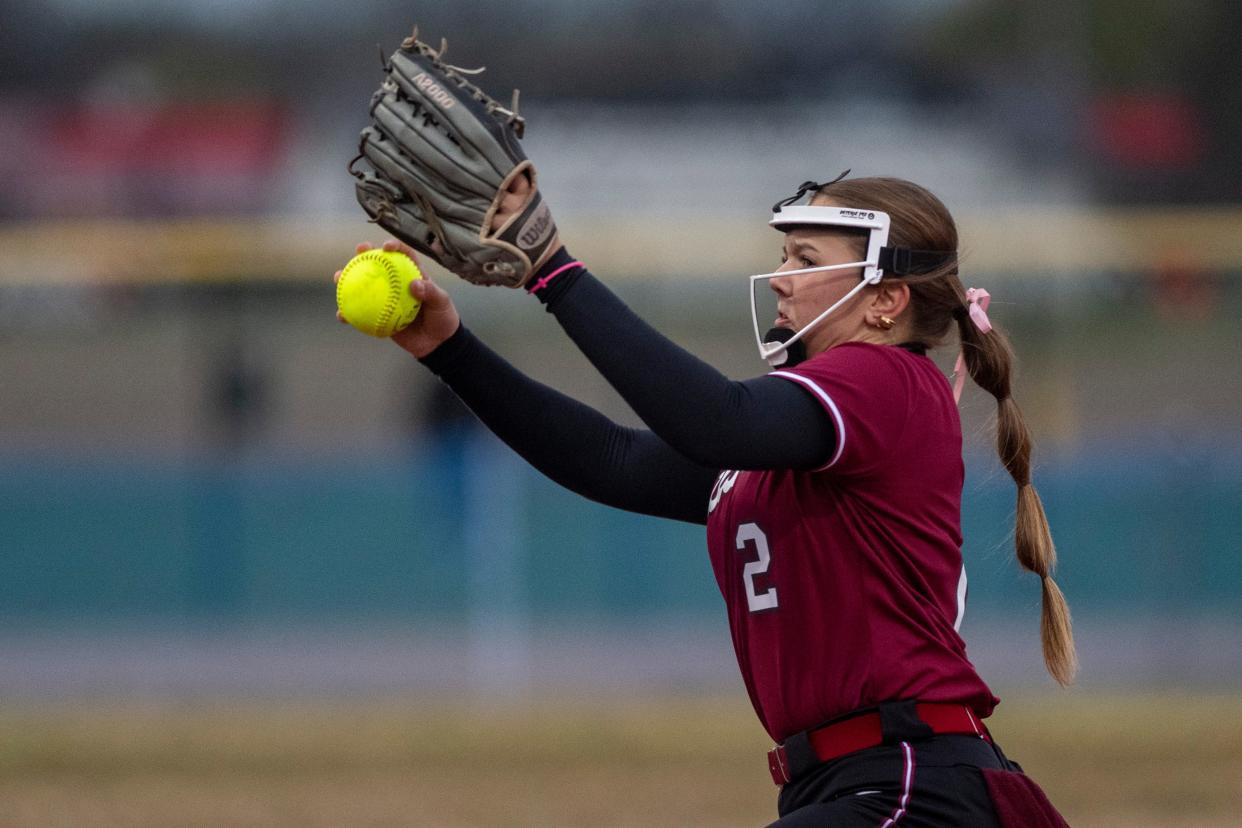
left=419, top=324, right=718, bottom=525
left=528, top=254, right=836, bottom=470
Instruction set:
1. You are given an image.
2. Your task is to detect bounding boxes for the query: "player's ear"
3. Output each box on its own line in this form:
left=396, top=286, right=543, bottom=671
left=868, top=281, right=910, bottom=323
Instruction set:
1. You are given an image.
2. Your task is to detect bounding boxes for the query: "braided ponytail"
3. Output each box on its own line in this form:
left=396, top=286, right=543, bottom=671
left=813, top=175, right=1077, bottom=686
left=957, top=315, right=1078, bottom=686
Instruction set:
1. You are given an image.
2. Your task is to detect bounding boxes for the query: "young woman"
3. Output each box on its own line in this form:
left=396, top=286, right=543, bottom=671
left=338, top=174, right=1074, bottom=826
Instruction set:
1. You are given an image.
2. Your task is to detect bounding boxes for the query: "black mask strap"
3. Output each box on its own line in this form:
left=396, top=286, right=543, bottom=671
left=878, top=247, right=957, bottom=276
left=771, top=169, right=852, bottom=213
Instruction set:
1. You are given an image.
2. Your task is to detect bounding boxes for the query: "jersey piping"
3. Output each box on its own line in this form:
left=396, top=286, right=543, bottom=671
left=769, top=370, right=846, bottom=470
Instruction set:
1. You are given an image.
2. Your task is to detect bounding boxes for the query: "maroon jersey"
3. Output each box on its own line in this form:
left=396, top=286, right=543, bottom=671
left=705, top=342, right=998, bottom=742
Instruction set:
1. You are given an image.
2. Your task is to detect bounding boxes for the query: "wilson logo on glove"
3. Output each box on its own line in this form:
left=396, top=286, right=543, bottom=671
left=517, top=205, right=555, bottom=251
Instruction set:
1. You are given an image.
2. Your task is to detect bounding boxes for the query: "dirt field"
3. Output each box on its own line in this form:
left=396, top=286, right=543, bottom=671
left=0, top=692, right=1237, bottom=826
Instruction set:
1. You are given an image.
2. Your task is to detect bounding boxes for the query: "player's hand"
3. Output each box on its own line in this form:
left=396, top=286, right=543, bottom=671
left=335, top=240, right=461, bottom=359
left=491, top=171, right=531, bottom=231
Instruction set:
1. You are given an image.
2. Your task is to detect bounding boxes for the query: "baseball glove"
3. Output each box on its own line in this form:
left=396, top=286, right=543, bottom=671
left=349, top=29, right=560, bottom=288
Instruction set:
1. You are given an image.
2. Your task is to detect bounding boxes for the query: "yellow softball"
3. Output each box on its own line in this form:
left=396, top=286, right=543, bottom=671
left=336, top=249, right=422, bottom=338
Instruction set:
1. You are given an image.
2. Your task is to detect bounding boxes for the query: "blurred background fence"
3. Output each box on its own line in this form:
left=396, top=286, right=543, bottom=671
left=1, top=3, right=1242, bottom=823
left=4, top=4, right=1242, bottom=826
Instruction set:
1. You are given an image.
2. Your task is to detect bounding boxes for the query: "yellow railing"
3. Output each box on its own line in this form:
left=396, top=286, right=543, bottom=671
left=0, top=207, right=1239, bottom=286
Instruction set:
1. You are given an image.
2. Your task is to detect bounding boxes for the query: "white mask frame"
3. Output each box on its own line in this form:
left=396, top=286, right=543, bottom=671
left=750, top=205, right=892, bottom=367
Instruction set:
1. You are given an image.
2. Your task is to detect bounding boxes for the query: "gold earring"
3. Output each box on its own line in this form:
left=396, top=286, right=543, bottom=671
left=878, top=316, right=896, bottom=330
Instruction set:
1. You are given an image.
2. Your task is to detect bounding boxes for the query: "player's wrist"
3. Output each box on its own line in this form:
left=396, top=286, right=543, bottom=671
left=415, top=321, right=472, bottom=372
left=526, top=246, right=585, bottom=306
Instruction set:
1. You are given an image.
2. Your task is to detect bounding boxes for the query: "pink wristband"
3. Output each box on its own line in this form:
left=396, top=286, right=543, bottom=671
left=526, top=260, right=585, bottom=294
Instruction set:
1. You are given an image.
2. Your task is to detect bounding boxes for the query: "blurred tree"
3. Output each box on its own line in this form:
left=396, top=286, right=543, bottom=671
left=1185, top=1, right=1242, bottom=201
left=931, top=0, right=1239, bottom=202
left=2, top=0, right=962, bottom=103
left=0, top=0, right=74, bottom=92
left=1081, top=0, right=1211, bottom=88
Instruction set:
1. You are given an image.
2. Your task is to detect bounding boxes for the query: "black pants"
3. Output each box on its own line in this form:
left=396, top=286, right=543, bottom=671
left=768, top=734, right=1020, bottom=827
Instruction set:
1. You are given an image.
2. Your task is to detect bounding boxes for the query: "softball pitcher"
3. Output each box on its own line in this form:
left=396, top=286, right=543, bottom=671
left=339, top=33, right=1075, bottom=826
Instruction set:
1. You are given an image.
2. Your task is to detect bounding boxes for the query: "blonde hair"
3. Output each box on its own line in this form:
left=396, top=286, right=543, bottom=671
left=814, top=176, right=1077, bottom=685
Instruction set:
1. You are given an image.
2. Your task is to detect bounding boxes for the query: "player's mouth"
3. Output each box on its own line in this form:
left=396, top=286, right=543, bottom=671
left=774, top=311, right=792, bottom=328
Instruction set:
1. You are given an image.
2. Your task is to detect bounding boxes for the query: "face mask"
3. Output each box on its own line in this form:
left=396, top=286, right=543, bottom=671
left=750, top=205, right=891, bottom=368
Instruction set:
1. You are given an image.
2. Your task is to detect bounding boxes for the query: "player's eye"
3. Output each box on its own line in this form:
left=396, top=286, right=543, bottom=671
left=780, top=248, right=816, bottom=268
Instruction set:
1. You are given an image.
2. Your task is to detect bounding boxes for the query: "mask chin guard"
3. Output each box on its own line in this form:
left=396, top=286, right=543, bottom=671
left=761, top=327, right=807, bottom=368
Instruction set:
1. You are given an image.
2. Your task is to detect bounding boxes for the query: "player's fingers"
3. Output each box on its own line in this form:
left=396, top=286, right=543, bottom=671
left=384, top=239, right=423, bottom=268
left=382, top=239, right=413, bottom=254
left=333, top=269, right=342, bottom=284
left=410, top=277, right=449, bottom=306
left=492, top=172, right=532, bottom=231
left=356, top=242, right=373, bottom=254
left=508, top=170, right=532, bottom=199
left=336, top=310, right=348, bottom=324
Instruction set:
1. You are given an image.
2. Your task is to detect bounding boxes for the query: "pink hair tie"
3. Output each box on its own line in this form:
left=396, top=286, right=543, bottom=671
left=965, top=287, right=993, bottom=333
left=526, top=260, right=585, bottom=294
left=952, top=287, right=994, bottom=403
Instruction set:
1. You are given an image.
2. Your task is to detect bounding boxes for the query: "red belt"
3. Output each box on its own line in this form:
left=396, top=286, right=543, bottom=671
left=767, top=702, right=990, bottom=786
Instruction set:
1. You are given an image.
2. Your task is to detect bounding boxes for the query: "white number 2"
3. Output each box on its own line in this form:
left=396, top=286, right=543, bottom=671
left=735, top=523, right=778, bottom=612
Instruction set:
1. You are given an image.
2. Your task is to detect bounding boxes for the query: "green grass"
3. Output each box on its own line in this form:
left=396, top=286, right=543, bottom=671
left=0, top=692, right=1238, bottom=826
